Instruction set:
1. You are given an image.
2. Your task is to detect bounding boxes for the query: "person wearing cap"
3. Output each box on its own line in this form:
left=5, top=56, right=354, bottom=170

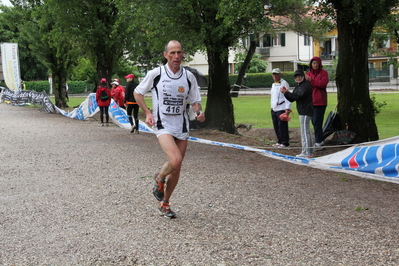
left=134, top=40, right=205, bottom=218
left=281, top=70, right=313, bottom=158
left=270, top=68, right=291, bottom=148
left=305, top=57, right=329, bottom=150
left=110, top=80, right=125, bottom=109
left=124, top=74, right=139, bottom=133
left=95, top=78, right=111, bottom=126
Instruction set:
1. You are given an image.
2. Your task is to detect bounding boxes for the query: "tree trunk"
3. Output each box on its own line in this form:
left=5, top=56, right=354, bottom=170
left=97, top=61, right=113, bottom=86
left=204, top=47, right=236, bottom=134
left=53, top=73, right=68, bottom=108
left=230, top=40, right=257, bottom=97
left=335, top=15, right=378, bottom=143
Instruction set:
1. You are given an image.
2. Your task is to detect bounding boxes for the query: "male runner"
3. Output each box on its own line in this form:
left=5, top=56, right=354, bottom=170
left=134, top=40, right=205, bottom=218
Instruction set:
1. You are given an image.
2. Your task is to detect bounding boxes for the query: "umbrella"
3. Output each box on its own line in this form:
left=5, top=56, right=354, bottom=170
left=184, top=66, right=208, bottom=87
left=322, top=109, right=340, bottom=140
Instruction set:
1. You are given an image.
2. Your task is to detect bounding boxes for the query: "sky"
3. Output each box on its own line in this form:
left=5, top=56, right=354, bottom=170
left=1, top=0, right=12, bottom=6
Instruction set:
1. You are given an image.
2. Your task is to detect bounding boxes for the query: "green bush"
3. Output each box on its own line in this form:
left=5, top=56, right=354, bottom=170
left=227, top=72, right=296, bottom=88
left=24, top=80, right=95, bottom=94
left=68, top=81, right=90, bottom=94
left=25, top=81, right=50, bottom=94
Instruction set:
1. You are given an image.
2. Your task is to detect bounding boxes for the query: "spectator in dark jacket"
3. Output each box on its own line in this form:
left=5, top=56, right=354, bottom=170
left=124, top=74, right=139, bottom=133
left=281, top=70, right=314, bottom=158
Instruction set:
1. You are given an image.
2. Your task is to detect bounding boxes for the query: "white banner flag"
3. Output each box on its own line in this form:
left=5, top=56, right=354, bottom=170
left=1, top=42, right=21, bottom=92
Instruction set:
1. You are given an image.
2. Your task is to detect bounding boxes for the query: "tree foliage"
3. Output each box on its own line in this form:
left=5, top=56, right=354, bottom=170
left=5, top=0, right=80, bottom=108
left=52, top=0, right=132, bottom=85
left=0, top=4, right=48, bottom=81
left=234, top=53, right=268, bottom=73
left=0, top=0, right=136, bottom=106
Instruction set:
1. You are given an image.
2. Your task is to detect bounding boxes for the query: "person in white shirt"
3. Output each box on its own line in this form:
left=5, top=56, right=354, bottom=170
left=134, top=40, right=205, bottom=218
left=270, top=68, right=292, bottom=148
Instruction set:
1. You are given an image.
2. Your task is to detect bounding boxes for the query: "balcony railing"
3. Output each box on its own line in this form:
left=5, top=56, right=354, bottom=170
left=255, top=47, right=270, bottom=57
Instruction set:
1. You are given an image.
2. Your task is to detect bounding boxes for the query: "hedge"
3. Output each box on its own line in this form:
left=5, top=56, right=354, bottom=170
left=23, top=80, right=95, bottom=94
left=25, top=81, right=50, bottom=94
left=202, top=71, right=297, bottom=89
left=229, top=72, right=297, bottom=88
left=22, top=72, right=298, bottom=95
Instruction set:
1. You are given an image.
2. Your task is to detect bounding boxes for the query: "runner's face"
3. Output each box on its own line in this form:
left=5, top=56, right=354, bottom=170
left=164, top=42, right=183, bottom=73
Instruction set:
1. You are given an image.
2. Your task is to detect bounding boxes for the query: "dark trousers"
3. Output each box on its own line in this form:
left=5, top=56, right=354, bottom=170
left=271, top=109, right=289, bottom=146
left=99, top=106, right=109, bottom=123
left=312, top=105, right=327, bottom=143
left=127, top=104, right=139, bottom=130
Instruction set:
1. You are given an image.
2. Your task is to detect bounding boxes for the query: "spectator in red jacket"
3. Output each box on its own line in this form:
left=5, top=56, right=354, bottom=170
left=95, top=78, right=111, bottom=126
left=305, top=56, right=329, bottom=149
left=110, top=81, right=125, bottom=109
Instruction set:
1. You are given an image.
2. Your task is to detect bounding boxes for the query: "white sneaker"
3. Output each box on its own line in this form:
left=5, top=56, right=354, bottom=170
left=278, top=144, right=287, bottom=148
left=314, top=142, right=324, bottom=150
left=272, top=143, right=280, bottom=147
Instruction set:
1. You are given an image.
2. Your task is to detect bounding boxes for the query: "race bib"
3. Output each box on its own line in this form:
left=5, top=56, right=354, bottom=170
left=162, top=96, right=184, bottom=115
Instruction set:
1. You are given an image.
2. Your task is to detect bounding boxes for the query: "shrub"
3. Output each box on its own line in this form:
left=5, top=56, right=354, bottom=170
left=24, top=80, right=95, bottom=94
left=226, top=71, right=297, bottom=89
left=25, top=81, right=50, bottom=94
left=67, top=81, right=89, bottom=94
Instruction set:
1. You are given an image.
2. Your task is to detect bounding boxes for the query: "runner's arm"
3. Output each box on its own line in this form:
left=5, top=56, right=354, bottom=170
left=134, top=91, right=154, bottom=126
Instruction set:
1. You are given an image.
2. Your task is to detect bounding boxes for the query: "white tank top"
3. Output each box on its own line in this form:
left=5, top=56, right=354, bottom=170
left=153, top=66, right=191, bottom=133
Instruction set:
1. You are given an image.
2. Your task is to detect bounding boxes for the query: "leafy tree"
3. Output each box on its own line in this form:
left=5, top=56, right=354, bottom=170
left=0, top=4, right=48, bottom=81
left=318, top=0, right=399, bottom=142
left=230, top=40, right=258, bottom=97
left=234, top=53, right=268, bottom=74
left=15, top=1, right=79, bottom=108
left=70, top=58, right=96, bottom=83
left=3, top=1, right=79, bottom=107
left=53, top=0, right=133, bottom=85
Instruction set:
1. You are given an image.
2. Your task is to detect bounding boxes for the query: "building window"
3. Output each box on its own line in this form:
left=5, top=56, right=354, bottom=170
left=304, top=34, right=310, bottom=46
left=263, top=34, right=272, bottom=47
left=272, top=33, right=285, bottom=47
left=272, top=62, right=293, bottom=72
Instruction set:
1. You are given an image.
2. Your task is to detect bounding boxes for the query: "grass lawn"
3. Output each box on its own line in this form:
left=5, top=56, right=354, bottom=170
left=63, top=91, right=399, bottom=140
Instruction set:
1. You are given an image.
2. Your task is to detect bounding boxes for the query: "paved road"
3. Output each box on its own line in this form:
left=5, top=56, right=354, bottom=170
left=1, top=103, right=399, bottom=265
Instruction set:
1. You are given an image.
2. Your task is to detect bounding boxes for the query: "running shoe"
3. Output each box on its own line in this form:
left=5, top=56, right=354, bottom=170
left=153, top=173, right=165, bottom=201
left=159, top=201, right=176, bottom=218
left=314, top=142, right=324, bottom=151
left=272, top=143, right=281, bottom=147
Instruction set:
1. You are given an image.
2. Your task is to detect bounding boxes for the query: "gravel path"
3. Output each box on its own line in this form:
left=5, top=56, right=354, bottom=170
left=1, top=103, right=399, bottom=266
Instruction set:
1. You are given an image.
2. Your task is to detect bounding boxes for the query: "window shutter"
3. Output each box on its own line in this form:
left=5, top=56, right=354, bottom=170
left=281, top=33, right=286, bottom=47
